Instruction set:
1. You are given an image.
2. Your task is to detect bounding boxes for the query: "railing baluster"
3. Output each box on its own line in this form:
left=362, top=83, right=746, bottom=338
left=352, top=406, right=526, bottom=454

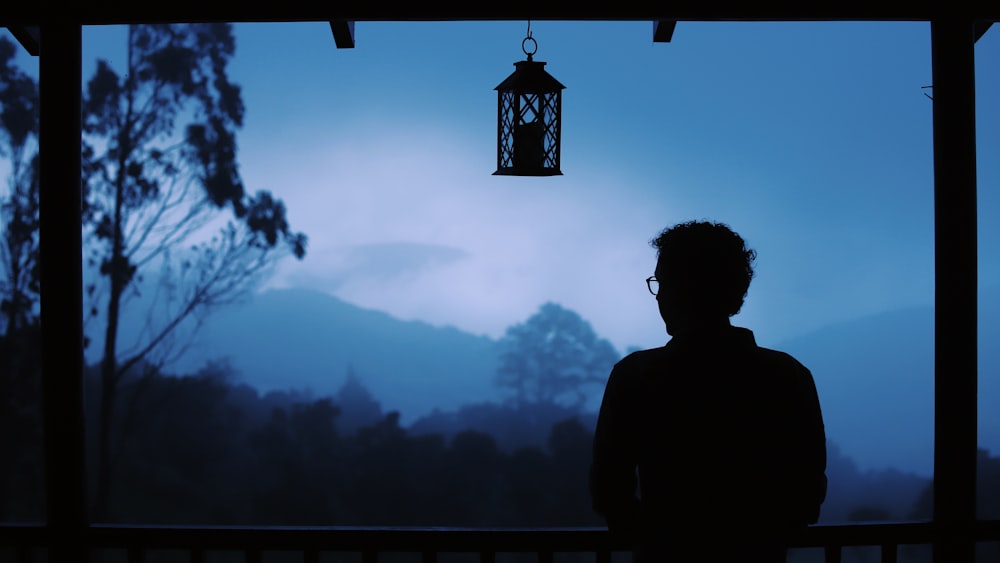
left=824, top=544, right=842, bottom=563
left=880, top=543, right=898, bottom=563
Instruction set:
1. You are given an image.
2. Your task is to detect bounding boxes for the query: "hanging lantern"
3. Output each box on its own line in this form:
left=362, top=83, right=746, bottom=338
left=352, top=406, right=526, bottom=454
left=494, top=27, right=565, bottom=176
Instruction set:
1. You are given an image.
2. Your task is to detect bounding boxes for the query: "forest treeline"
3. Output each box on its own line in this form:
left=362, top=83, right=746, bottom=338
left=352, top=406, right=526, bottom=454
left=5, top=356, right=603, bottom=526
left=4, top=350, right=1000, bottom=526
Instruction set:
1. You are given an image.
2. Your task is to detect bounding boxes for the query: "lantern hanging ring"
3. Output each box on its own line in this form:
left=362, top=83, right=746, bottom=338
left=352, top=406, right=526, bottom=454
left=522, top=20, right=537, bottom=59
left=522, top=36, right=538, bottom=58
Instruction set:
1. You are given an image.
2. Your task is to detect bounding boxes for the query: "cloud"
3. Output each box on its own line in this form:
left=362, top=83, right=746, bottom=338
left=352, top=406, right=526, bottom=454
left=247, top=123, right=682, bottom=350
left=277, top=242, right=470, bottom=291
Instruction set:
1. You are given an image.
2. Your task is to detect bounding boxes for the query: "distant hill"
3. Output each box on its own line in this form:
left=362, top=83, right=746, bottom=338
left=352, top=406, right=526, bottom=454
left=778, top=288, right=1000, bottom=476
left=779, top=306, right=935, bottom=475
left=174, top=288, right=502, bottom=424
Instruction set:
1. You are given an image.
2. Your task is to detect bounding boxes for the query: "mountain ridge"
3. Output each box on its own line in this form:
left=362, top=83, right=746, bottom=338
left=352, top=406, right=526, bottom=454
left=176, top=287, right=502, bottom=424
left=174, top=286, right=999, bottom=475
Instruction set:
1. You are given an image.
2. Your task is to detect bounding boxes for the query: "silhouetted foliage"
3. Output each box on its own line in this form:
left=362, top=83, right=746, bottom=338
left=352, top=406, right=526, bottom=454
left=496, top=302, right=619, bottom=409
left=409, top=400, right=597, bottom=452
left=846, top=506, right=891, bottom=522
left=0, top=37, right=38, bottom=337
left=908, top=448, right=1000, bottom=520
left=820, top=441, right=929, bottom=523
left=334, top=366, right=383, bottom=435
left=0, top=323, right=42, bottom=521
left=82, top=356, right=1000, bottom=545
left=0, top=35, right=43, bottom=522
left=80, top=23, right=307, bottom=520
left=87, top=363, right=611, bottom=526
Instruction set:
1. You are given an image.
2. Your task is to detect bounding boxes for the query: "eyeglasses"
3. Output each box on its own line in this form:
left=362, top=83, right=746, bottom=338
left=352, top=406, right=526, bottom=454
left=646, top=276, right=659, bottom=296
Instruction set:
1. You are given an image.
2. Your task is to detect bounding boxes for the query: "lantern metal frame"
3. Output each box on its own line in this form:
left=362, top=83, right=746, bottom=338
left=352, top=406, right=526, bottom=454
left=494, top=33, right=565, bottom=176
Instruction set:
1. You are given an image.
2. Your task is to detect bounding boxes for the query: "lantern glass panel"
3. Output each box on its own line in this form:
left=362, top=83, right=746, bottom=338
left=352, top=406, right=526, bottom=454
left=498, top=91, right=516, bottom=169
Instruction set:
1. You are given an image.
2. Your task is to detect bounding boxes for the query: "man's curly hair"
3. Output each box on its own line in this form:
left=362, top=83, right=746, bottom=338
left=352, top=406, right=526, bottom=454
left=651, top=221, right=757, bottom=317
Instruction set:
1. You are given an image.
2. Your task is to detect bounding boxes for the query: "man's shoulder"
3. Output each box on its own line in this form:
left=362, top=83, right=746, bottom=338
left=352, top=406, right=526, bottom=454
left=753, top=345, right=811, bottom=372
left=750, top=345, right=817, bottom=392
left=615, top=346, right=670, bottom=370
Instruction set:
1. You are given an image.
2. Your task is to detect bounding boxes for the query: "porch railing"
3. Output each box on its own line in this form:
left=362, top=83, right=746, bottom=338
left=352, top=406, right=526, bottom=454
left=3, top=521, right=1000, bottom=563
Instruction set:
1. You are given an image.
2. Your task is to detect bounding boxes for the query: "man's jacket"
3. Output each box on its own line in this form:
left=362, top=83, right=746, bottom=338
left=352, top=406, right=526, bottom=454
left=590, top=326, right=827, bottom=548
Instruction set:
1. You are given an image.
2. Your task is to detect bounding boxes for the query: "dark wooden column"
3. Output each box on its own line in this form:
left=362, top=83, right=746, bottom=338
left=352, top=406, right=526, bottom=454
left=930, top=18, right=978, bottom=563
left=39, top=21, right=87, bottom=563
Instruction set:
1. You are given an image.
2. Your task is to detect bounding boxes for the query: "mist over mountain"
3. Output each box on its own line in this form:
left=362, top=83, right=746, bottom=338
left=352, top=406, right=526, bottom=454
left=172, top=286, right=999, bottom=476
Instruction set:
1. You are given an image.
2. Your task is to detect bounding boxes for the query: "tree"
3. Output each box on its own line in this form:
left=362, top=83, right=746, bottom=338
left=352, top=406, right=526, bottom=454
left=334, top=365, right=383, bottom=435
left=81, top=23, right=307, bottom=520
left=0, top=35, right=43, bottom=522
left=496, top=302, right=619, bottom=409
left=547, top=417, right=603, bottom=525
left=0, top=36, right=39, bottom=336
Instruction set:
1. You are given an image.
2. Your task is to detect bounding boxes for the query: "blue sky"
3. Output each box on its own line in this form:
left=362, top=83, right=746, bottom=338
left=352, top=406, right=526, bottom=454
left=221, top=21, right=997, bottom=352
left=7, top=21, right=995, bottom=350
left=3, top=21, right=999, bottom=473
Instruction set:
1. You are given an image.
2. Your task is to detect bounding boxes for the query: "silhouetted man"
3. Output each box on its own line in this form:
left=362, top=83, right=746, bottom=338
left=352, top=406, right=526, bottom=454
left=590, top=221, right=827, bottom=563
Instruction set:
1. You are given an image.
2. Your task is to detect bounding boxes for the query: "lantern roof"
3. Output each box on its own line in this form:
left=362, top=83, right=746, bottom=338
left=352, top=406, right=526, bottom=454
left=494, top=57, right=566, bottom=93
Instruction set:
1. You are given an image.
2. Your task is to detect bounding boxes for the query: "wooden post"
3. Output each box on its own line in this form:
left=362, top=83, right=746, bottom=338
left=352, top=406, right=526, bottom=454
left=930, top=17, right=978, bottom=563
left=39, top=21, right=88, bottom=563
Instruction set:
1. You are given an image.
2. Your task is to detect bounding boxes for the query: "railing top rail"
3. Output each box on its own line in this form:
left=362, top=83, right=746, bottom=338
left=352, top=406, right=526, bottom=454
left=2, top=521, right=1000, bottom=552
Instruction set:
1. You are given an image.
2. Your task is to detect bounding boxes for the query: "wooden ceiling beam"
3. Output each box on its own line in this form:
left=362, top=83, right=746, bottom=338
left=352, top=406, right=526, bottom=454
left=653, top=20, right=676, bottom=42
left=2, top=1, right=998, bottom=26
left=329, top=19, right=355, bottom=48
